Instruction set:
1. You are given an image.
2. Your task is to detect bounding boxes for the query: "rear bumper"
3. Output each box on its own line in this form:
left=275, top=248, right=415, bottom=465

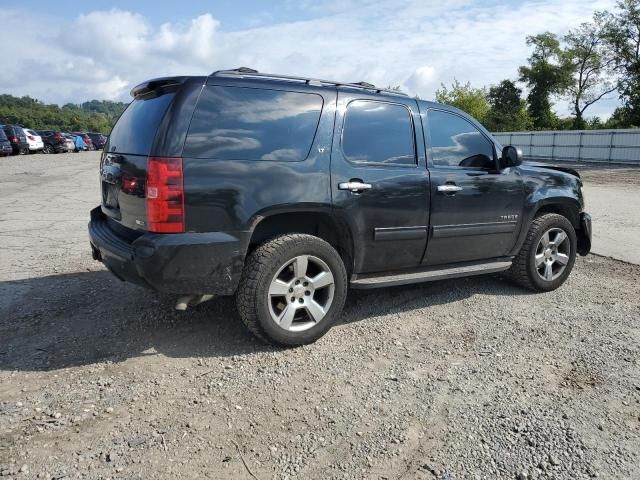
left=88, top=207, right=246, bottom=295
left=577, top=212, right=592, bottom=256
left=52, top=143, right=68, bottom=153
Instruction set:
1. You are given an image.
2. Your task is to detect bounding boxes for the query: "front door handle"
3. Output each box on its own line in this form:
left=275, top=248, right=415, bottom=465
left=339, top=181, right=372, bottom=193
left=437, top=184, right=463, bottom=193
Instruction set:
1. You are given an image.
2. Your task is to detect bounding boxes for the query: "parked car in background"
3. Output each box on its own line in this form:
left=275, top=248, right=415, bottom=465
left=38, top=130, right=71, bottom=154
left=0, top=128, right=13, bottom=156
left=69, top=134, right=87, bottom=152
left=62, top=134, right=79, bottom=152
left=1, top=125, right=29, bottom=155
left=86, top=132, right=107, bottom=150
left=23, top=128, right=44, bottom=153
left=72, top=132, right=95, bottom=150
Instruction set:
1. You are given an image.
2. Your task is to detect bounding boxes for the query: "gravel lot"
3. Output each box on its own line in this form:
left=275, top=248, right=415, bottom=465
left=0, top=152, right=639, bottom=480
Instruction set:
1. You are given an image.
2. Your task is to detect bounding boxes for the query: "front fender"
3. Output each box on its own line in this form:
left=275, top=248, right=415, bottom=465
left=508, top=170, right=584, bottom=256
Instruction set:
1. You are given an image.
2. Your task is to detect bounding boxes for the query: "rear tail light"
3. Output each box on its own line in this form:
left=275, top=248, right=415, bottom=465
left=28, top=135, right=35, bottom=141
left=146, top=157, right=185, bottom=233
left=9, top=136, right=18, bottom=144
left=54, top=133, right=63, bottom=140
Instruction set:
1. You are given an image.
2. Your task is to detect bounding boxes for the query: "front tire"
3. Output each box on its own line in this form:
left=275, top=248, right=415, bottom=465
left=236, top=234, right=348, bottom=346
left=509, top=213, right=577, bottom=292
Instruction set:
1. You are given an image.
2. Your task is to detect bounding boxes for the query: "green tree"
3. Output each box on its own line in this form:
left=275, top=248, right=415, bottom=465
left=0, top=94, right=127, bottom=133
left=435, top=80, right=489, bottom=122
left=563, top=15, right=617, bottom=129
left=483, top=80, right=532, bottom=132
left=519, top=32, right=573, bottom=129
left=603, top=0, right=640, bottom=126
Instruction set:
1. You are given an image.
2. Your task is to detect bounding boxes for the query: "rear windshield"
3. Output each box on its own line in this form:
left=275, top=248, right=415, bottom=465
left=108, top=93, right=175, bottom=155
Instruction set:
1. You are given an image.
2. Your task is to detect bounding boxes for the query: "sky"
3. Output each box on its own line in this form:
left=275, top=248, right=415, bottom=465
left=2, top=0, right=621, bottom=119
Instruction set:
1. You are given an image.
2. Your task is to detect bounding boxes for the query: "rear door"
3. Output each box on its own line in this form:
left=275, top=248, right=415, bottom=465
left=331, top=91, right=429, bottom=274
left=423, top=109, right=524, bottom=265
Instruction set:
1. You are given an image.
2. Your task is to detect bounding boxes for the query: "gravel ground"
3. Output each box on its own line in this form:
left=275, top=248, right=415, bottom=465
left=0, top=152, right=639, bottom=480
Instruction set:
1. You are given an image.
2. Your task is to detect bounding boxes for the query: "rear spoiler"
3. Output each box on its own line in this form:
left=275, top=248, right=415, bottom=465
left=130, top=77, right=188, bottom=98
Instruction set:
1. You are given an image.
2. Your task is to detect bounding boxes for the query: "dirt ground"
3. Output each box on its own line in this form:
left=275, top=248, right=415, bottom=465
left=0, top=153, right=639, bottom=480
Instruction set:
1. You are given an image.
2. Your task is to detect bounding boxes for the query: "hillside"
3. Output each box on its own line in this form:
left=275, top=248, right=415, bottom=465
left=0, top=94, right=128, bottom=133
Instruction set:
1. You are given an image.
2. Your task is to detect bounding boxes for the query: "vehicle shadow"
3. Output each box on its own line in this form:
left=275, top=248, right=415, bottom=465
left=0, top=269, right=532, bottom=372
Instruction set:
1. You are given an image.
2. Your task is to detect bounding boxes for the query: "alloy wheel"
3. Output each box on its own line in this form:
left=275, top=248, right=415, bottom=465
left=267, top=255, right=335, bottom=332
left=535, top=227, right=571, bottom=281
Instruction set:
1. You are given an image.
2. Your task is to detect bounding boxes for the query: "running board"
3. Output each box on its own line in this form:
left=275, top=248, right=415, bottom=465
left=350, top=260, right=513, bottom=289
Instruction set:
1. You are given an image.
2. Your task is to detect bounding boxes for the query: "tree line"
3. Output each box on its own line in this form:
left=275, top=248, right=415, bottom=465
left=0, top=95, right=127, bottom=133
left=436, top=0, right=640, bottom=131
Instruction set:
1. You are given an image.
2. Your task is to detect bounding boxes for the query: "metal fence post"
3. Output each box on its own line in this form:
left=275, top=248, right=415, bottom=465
left=578, top=131, right=583, bottom=161
left=551, top=132, right=556, bottom=161
left=608, top=130, right=615, bottom=164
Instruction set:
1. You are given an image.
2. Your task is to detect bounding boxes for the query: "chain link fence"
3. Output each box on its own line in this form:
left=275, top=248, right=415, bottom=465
left=493, top=129, right=640, bottom=165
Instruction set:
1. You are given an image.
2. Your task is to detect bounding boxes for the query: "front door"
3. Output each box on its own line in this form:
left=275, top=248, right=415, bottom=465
left=331, top=92, right=429, bottom=274
left=423, top=108, right=524, bottom=266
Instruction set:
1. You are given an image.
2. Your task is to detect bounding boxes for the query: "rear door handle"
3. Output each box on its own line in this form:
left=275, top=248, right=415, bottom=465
left=338, top=181, right=372, bottom=193
left=437, top=184, right=463, bottom=193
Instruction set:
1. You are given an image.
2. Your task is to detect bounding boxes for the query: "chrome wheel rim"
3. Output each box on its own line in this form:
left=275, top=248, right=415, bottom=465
left=267, top=255, right=335, bottom=332
left=535, top=227, right=570, bottom=282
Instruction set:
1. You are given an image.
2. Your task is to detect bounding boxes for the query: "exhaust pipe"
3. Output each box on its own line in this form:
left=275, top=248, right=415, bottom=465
left=175, top=294, right=215, bottom=311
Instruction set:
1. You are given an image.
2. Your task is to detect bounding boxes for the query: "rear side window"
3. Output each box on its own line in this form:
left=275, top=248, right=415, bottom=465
left=184, top=86, right=323, bottom=161
left=428, top=110, right=495, bottom=168
left=0, top=129, right=7, bottom=140
left=342, top=100, right=415, bottom=166
left=109, top=93, right=175, bottom=155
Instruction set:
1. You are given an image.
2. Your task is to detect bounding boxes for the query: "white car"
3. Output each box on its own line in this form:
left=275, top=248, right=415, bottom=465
left=24, top=129, right=44, bottom=153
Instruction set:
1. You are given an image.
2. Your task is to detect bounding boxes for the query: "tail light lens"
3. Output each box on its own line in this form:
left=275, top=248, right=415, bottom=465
left=9, top=136, right=18, bottom=144
left=28, top=135, right=35, bottom=141
left=54, top=133, right=63, bottom=141
left=146, top=157, right=185, bottom=233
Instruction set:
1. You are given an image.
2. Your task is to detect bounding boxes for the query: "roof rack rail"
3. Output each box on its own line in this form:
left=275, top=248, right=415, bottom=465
left=210, top=68, right=408, bottom=96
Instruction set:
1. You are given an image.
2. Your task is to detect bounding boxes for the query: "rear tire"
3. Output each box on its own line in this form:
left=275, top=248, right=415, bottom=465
left=509, top=213, right=577, bottom=292
left=236, top=234, right=348, bottom=346
left=43, top=144, right=53, bottom=154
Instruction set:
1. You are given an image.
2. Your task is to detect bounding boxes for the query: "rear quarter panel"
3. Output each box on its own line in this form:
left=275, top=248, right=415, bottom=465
left=182, top=80, right=338, bottom=239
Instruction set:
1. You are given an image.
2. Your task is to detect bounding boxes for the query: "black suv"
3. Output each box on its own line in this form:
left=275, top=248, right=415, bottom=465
left=89, top=68, right=592, bottom=346
left=38, top=130, right=71, bottom=154
left=1, top=125, right=28, bottom=155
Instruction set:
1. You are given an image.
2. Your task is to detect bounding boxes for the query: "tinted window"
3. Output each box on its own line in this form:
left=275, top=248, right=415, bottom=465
left=428, top=110, right=495, bottom=168
left=109, top=93, right=174, bottom=155
left=184, top=86, right=323, bottom=161
left=0, top=129, right=7, bottom=140
left=342, top=101, right=415, bottom=165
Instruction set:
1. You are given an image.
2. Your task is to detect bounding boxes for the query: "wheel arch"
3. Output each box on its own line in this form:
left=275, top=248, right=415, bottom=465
left=247, top=210, right=355, bottom=275
left=532, top=197, right=581, bottom=227
left=509, top=196, right=582, bottom=257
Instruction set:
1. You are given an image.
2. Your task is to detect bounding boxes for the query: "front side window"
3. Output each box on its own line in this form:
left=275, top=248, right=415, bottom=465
left=342, top=100, right=415, bottom=165
left=184, top=86, right=323, bottom=161
left=428, top=110, right=495, bottom=169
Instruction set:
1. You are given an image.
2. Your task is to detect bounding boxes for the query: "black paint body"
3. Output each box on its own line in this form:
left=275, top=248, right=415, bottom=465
left=88, top=74, right=591, bottom=295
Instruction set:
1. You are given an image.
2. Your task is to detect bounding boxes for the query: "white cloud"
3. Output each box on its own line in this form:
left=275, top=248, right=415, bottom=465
left=0, top=0, right=620, bottom=118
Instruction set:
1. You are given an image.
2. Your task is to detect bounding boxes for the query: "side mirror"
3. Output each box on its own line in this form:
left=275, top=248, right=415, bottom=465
left=501, top=145, right=523, bottom=168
